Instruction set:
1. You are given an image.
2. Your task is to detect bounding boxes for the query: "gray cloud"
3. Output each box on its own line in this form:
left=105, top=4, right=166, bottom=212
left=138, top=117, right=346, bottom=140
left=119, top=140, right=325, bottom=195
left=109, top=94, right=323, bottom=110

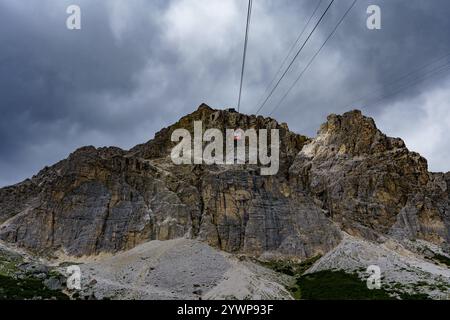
left=1, top=0, right=450, bottom=186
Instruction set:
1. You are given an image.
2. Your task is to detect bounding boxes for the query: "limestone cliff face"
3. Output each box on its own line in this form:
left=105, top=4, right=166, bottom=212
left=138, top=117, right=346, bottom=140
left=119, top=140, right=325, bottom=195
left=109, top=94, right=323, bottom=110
left=0, top=105, right=448, bottom=257
left=290, top=110, right=449, bottom=250
left=0, top=146, right=193, bottom=256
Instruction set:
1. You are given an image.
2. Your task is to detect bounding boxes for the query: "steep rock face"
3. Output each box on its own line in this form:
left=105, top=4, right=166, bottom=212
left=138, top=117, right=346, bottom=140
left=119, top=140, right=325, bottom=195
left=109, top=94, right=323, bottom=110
left=0, top=104, right=341, bottom=258
left=389, top=171, right=450, bottom=249
left=0, top=147, right=193, bottom=256
left=289, top=110, right=449, bottom=249
left=0, top=105, right=448, bottom=257
left=198, top=169, right=341, bottom=259
left=0, top=179, right=40, bottom=224
left=128, top=105, right=341, bottom=259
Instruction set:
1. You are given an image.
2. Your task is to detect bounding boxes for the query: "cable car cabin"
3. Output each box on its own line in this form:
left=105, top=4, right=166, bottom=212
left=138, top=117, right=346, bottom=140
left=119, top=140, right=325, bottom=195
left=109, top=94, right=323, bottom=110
left=234, top=130, right=243, bottom=141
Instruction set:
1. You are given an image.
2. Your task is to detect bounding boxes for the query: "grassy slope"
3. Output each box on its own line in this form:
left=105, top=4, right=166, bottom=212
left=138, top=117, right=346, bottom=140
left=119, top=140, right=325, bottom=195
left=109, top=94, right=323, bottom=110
left=260, top=257, right=431, bottom=300
left=0, top=249, right=69, bottom=300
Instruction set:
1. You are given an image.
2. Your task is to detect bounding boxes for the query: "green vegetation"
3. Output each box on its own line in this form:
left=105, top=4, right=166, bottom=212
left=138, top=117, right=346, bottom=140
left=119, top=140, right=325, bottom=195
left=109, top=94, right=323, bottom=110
left=0, top=274, right=68, bottom=300
left=0, top=252, right=23, bottom=277
left=259, top=257, right=394, bottom=299
left=0, top=249, right=69, bottom=300
left=289, top=270, right=394, bottom=300
left=289, top=270, right=434, bottom=300
left=432, top=254, right=450, bottom=267
left=259, top=255, right=433, bottom=300
left=398, top=292, right=430, bottom=300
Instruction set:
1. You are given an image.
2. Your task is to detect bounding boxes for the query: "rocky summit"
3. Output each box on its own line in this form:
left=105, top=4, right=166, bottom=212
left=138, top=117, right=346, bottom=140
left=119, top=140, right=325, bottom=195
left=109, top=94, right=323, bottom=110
left=0, top=104, right=449, bottom=258
left=0, top=104, right=449, bottom=299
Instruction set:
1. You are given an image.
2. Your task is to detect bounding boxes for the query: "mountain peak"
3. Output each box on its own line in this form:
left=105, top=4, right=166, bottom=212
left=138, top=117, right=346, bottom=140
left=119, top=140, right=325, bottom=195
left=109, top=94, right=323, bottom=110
left=196, top=103, right=214, bottom=112
left=314, top=109, right=407, bottom=157
left=0, top=104, right=447, bottom=264
left=129, top=104, right=309, bottom=162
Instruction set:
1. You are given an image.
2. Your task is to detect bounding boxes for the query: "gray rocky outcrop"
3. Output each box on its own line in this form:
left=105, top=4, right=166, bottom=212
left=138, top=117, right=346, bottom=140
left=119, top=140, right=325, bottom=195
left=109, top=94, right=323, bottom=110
left=0, top=105, right=448, bottom=258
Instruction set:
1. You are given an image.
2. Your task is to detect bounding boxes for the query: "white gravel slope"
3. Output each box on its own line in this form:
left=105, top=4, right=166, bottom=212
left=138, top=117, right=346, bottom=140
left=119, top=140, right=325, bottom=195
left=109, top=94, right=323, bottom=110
left=73, top=238, right=292, bottom=300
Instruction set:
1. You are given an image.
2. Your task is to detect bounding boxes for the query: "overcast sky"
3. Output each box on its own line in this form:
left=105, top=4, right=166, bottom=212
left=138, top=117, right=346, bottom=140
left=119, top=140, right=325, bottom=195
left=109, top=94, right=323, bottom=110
left=1, top=0, right=450, bottom=187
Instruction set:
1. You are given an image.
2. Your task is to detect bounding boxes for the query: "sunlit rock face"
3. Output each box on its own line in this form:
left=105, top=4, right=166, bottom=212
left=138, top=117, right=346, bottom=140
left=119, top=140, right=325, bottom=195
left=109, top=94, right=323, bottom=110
left=290, top=110, right=449, bottom=249
left=0, top=105, right=448, bottom=257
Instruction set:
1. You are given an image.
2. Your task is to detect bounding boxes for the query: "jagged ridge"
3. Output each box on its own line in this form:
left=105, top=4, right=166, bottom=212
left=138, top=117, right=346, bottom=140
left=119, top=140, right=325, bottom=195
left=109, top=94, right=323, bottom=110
left=0, top=105, right=448, bottom=259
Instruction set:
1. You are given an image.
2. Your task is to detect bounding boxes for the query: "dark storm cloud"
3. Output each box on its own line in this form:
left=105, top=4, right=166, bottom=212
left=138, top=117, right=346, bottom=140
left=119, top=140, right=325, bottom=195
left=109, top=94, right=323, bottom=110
left=1, top=0, right=450, bottom=186
left=0, top=0, right=169, bottom=185
left=263, top=0, right=450, bottom=126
